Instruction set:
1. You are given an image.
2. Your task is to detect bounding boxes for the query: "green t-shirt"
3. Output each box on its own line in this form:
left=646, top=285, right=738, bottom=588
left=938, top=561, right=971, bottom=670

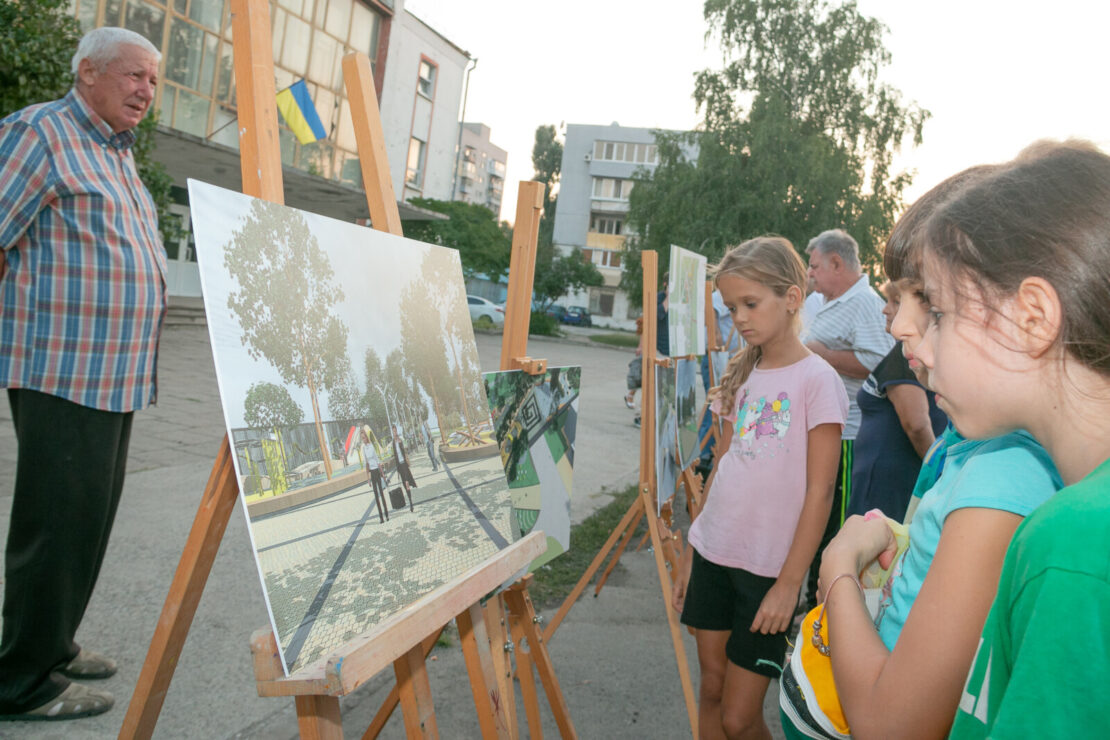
left=950, top=457, right=1110, bottom=738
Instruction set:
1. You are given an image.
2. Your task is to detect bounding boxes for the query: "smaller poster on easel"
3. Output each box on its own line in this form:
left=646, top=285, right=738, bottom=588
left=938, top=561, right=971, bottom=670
left=655, top=364, right=679, bottom=515
left=484, top=366, right=581, bottom=571
left=668, top=245, right=707, bottom=357
left=675, top=357, right=702, bottom=470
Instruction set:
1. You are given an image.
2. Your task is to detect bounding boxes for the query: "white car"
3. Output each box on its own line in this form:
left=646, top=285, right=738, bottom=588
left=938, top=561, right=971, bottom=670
left=467, top=295, right=505, bottom=328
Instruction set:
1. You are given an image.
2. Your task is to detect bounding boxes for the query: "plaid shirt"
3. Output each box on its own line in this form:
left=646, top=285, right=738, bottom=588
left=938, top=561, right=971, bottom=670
left=0, top=90, right=166, bottom=412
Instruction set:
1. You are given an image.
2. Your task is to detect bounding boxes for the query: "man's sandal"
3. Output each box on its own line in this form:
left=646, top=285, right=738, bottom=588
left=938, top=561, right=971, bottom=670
left=60, top=648, right=118, bottom=680
left=0, top=683, right=114, bottom=722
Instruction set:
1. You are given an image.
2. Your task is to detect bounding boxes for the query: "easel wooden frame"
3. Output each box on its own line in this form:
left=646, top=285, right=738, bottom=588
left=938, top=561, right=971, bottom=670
left=119, top=2, right=540, bottom=737
left=543, top=252, right=698, bottom=738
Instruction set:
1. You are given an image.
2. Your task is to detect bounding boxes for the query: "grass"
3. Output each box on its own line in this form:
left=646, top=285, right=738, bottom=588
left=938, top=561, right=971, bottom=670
left=588, top=333, right=639, bottom=348
left=527, top=484, right=646, bottom=609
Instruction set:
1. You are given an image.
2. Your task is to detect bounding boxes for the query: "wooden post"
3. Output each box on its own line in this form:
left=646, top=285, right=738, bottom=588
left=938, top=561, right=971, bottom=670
left=639, top=251, right=699, bottom=739
left=500, top=181, right=545, bottom=372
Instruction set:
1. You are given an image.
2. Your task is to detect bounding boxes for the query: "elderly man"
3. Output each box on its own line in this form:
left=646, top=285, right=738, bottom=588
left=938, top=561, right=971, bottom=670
left=801, top=229, right=893, bottom=609
left=0, top=28, right=164, bottom=721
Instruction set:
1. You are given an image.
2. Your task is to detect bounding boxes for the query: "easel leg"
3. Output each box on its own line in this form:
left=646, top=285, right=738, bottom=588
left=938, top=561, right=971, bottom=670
left=504, top=583, right=577, bottom=740
left=458, top=603, right=512, bottom=739
left=394, top=645, right=439, bottom=739
left=119, top=438, right=239, bottom=740
left=640, top=487, right=699, bottom=738
left=485, top=598, right=518, bottom=733
left=295, top=695, right=343, bottom=740
left=361, top=630, right=442, bottom=740
left=593, top=505, right=645, bottom=596
left=508, top=610, right=543, bottom=739
left=544, top=495, right=644, bottom=643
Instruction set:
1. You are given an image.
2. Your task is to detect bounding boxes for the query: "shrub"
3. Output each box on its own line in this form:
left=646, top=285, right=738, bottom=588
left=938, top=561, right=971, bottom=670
left=529, top=311, right=559, bottom=336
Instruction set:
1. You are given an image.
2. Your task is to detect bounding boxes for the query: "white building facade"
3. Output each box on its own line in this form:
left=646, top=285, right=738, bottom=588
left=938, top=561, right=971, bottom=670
left=552, top=123, right=694, bottom=330
left=453, top=122, right=508, bottom=218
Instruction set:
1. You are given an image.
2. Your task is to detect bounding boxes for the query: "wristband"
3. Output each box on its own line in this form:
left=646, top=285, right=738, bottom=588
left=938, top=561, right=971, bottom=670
left=812, top=574, right=863, bottom=657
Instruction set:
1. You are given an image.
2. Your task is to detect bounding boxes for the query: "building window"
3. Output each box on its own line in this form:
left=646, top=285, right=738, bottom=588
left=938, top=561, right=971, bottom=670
left=592, top=177, right=634, bottom=201
left=593, top=140, right=658, bottom=164
left=589, top=216, right=623, bottom=235
left=600, top=250, right=622, bottom=268
left=590, top=287, right=616, bottom=317
left=406, top=137, right=426, bottom=186
left=417, top=59, right=437, bottom=98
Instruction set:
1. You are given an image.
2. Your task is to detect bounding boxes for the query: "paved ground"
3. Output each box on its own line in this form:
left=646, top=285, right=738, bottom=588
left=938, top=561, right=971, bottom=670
left=0, top=322, right=786, bottom=739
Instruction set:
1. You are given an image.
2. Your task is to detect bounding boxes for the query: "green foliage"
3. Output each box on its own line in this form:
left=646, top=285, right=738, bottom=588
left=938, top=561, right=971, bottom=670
left=589, top=333, right=640, bottom=348
left=243, top=382, right=304, bottom=431
left=528, top=485, right=644, bottom=608
left=528, top=312, right=559, bottom=336
left=532, top=247, right=603, bottom=308
left=0, top=0, right=79, bottom=118
left=624, top=0, right=929, bottom=300
left=402, top=198, right=512, bottom=282
left=532, top=124, right=562, bottom=250
left=0, top=0, right=182, bottom=251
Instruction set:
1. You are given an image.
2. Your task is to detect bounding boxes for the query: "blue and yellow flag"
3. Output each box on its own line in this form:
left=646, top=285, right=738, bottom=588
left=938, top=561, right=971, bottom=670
left=276, top=79, right=327, bottom=145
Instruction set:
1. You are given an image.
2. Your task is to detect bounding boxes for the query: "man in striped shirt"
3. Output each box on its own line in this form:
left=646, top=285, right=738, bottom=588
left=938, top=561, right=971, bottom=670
left=800, top=229, right=894, bottom=611
left=0, top=27, right=164, bottom=722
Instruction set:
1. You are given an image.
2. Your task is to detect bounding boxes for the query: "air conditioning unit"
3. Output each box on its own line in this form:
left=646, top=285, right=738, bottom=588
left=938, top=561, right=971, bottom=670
left=584, top=153, right=592, bottom=162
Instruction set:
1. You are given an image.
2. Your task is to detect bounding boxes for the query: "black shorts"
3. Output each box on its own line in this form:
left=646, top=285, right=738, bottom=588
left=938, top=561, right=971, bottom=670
left=680, top=549, right=787, bottom=678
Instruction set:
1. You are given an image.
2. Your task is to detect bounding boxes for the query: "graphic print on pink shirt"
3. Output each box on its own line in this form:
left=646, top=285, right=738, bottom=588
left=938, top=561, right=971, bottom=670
left=735, top=391, right=792, bottom=458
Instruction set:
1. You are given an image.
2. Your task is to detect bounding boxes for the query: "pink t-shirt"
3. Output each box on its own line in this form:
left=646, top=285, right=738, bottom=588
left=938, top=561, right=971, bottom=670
left=689, top=353, right=848, bottom=577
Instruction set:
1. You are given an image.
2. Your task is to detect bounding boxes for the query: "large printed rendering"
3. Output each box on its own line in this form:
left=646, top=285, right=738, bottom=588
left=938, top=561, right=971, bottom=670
left=187, top=180, right=516, bottom=675
left=668, top=245, right=707, bottom=356
left=484, top=367, right=581, bottom=570
left=655, top=364, right=679, bottom=514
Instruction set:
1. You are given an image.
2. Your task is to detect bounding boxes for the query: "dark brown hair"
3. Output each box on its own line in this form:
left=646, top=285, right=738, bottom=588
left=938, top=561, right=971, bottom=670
left=882, top=164, right=998, bottom=284
left=925, top=140, right=1110, bottom=376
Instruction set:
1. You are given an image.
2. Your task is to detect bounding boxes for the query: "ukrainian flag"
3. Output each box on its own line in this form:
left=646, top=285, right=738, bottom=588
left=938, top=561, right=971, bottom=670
left=276, top=79, right=327, bottom=145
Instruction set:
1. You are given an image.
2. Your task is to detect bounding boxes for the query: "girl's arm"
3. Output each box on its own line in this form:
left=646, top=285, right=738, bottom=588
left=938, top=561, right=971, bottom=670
left=822, top=507, right=1023, bottom=739
left=886, top=382, right=936, bottom=458
left=750, top=422, right=840, bottom=635
left=676, top=416, right=733, bottom=611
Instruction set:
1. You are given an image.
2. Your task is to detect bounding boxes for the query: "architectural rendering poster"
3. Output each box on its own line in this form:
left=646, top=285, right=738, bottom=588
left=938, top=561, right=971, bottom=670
left=188, top=180, right=516, bottom=675
left=655, top=364, right=678, bottom=515
left=668, top=245, right=707, bottom=357
left=483, top=366, right=581, bottom=571
left=675, top=357, right=702, bottom=470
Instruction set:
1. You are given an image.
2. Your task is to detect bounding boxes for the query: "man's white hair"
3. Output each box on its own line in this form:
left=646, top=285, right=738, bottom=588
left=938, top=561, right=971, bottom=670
left=71, top=27, right=161, bottom=76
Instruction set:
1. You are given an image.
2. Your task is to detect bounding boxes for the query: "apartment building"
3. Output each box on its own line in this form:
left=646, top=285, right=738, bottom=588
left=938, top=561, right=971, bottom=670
left=454, top=122, right=508, bottom=218
left=63, top=0, right=468, bottom=297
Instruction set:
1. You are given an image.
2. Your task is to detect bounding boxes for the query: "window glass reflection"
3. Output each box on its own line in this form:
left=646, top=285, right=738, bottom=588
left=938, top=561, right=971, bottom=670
left=175, top=88, right=211, bottom=137
left=166, top=17, right=204, bottom=89
left=189, top=0, right=224, bottom=32
left=124, top=0, right=165, bottom=46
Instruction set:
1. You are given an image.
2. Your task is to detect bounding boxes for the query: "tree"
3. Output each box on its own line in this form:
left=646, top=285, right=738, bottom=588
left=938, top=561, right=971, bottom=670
left=224, top=199, right=349, bottom=479
left=243, top=381, right=304, bottom=473
left=0, top=0, right=183, bottom=249
left=402, top=198, right=512, bottom=282
left=532, top=248, right=603, bottom=310
left=325, top=353, right=363, bottom=427
left=532, top=124, right=562, bottom=250
left=623, top=0, right=928, bottom=301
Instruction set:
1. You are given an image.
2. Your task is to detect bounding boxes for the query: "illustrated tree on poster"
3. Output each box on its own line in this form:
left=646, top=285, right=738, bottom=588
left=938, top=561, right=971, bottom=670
left=488, top=371, right=535, bottom=481
left=243, top=381, right=304, bottom=476
left=223, top=199, right=348, bottom=480
left=398, top=250, right=481, bottom=447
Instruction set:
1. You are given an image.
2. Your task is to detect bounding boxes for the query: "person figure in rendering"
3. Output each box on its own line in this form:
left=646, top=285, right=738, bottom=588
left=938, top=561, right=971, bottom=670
left=360, top=428, right=388, bottom=524
left=800, top=229, right=894, bottom=610
left=422, top=419, right=439, bottom=471
left=0, top=27, right=165, bottom=721
left=391, top=423, right=417, bottom=512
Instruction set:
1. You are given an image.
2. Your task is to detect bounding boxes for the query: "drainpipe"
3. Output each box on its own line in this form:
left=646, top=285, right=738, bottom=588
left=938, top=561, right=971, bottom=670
left=451, top=55, right=478, bottom=202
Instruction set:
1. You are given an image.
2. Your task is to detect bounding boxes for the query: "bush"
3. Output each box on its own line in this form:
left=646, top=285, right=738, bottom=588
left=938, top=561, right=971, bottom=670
left=529, top=311, right=559, bottom=336
left=589, top=333, right=639, bottom=348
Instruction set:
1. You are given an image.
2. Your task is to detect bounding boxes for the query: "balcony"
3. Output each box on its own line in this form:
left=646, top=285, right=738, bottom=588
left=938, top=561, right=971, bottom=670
left=487, top=160, right=506, bottom=178
left=458, top=161, right=478, bottom=180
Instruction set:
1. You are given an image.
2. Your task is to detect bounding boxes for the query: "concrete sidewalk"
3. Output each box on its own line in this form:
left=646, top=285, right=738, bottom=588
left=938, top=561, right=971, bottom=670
left=0, top=324, right=785, bottom=738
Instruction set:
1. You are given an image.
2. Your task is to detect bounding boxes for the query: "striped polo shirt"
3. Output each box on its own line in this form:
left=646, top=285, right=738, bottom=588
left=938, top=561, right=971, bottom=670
left=801, top=274, right=892, bottom=439
left=0, top=89, right=166, bottom=412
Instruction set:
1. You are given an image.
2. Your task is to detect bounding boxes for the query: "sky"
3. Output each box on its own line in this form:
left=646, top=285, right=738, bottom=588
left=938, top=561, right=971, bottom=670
left=402, top=0, right=1110, bottom=224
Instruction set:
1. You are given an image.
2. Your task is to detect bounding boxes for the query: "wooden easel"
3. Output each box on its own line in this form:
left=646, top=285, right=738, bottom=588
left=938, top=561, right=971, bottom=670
left=543, top=252, right=698, bottom=738
left=120, top=2, right=541, bottom=737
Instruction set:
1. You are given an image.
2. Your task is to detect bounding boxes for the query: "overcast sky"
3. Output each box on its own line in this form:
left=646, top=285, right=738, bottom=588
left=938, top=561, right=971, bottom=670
left=403, top=0, right=1109, bottom=225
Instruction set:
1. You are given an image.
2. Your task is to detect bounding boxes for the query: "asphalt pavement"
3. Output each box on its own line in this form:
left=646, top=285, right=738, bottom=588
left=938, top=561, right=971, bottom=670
left=0, top=322, right=785, bottom=739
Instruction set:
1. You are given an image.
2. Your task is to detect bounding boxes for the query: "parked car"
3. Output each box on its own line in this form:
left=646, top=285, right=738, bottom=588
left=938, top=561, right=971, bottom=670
left=467, top=295, right=505, bottom=328
left=544, top=304, right=568, bottom=322
left=563, top=305, right=592, bottom=326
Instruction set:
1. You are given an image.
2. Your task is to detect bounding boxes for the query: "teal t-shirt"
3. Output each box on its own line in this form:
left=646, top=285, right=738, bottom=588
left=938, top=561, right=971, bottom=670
left=950, top=457, right=1110, bottom=738
left=875, top=431, right=1062, bottom=650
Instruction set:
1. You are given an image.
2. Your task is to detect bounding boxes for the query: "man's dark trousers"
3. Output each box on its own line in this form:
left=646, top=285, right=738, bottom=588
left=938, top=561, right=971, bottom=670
left=0, top=389, right=133, bottom=712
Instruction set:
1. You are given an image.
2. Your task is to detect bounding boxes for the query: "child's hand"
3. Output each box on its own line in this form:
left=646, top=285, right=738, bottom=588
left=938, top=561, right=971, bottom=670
left=818, top=514, right=897, bottom=599
left=750, top=579, right=798, bottom=635
left=671, top=571, right=688, bottom=614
